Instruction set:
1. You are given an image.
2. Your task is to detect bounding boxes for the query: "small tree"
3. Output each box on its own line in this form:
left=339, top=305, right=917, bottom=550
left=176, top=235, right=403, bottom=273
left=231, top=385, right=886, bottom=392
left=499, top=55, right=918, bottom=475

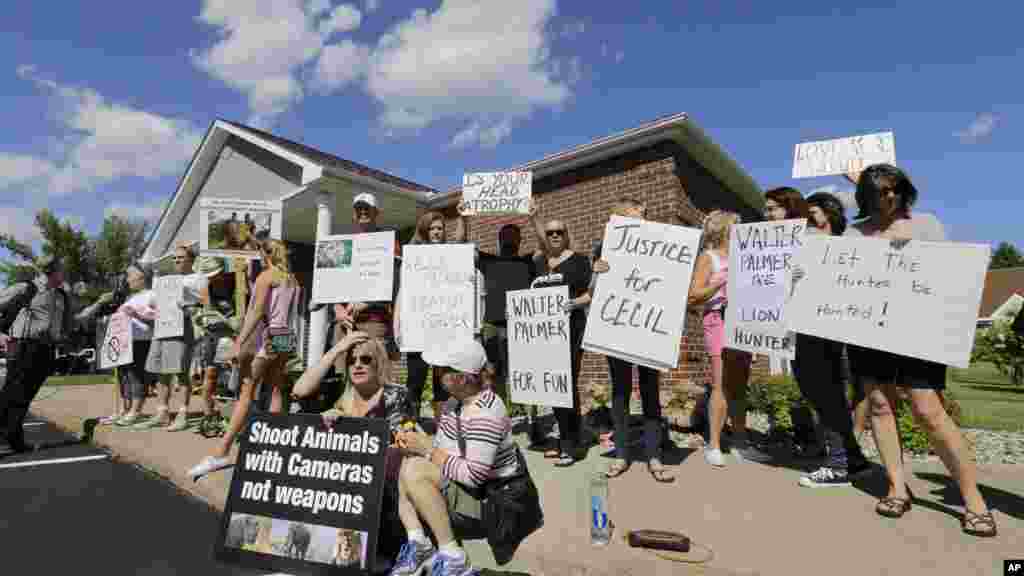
left=971, top=318, right=1024, bottom=385
left=990, top=242, right=1024, bottom=270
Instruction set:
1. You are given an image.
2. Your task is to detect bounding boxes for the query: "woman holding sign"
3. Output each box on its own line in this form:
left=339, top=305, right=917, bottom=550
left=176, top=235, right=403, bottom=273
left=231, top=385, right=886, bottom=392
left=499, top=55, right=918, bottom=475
left=109, top=263, right=157, bottom=427
left=528, top=199, right=592, bottom=466
left=843, top=164, right=995, bottom=537
left=188, top=239, right=300, bottom=481
left=591, top=196, right=674, bottom=482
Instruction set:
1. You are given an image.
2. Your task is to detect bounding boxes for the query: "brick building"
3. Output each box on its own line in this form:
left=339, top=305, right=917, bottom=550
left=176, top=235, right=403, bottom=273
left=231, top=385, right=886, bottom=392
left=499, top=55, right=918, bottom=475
left=424, top=113, right=766, bottom=410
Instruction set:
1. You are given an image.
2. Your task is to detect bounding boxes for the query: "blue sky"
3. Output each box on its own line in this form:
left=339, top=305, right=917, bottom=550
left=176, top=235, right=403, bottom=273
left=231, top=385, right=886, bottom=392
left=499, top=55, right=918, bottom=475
left=1, top=0, right=1020, bottom=261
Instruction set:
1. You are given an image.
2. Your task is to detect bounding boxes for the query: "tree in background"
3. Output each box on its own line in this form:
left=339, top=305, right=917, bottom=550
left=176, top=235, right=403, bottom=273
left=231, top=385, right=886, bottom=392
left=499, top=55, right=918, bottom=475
left=990, top=241, right=1024, bottom=270
left=0, top=233, right=39, bottom=285
left=93, top=213, right=150, bottom=290
left=972, top=298, right=1024, bottom=386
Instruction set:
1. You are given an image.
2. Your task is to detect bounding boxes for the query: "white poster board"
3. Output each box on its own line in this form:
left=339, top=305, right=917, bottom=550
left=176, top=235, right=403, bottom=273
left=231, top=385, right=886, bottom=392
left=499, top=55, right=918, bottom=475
left=583, top=216, right=702, bottom=371
left=724, top=219, right=806, bottom=359
left=792, top=132, right=895, bottom=179
left=199, top=198, right=283, bottom=259
left=153, top=275, right=185, bottom=340
left=786, top=236, right=989, bottom=368
left=506, top=286, right=573, bottom=408
left=460, top=172, right=532, bottom=215
left=312, top=231, right=396, bottom=305
left=99, top=312, right=134, bottom=369
left=399, top=244, right=475, bottom=352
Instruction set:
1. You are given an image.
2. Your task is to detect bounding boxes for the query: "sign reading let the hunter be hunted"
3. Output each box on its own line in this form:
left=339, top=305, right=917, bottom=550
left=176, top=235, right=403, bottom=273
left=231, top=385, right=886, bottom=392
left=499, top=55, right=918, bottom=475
left=786, top=236, right=989, bottom=368
left=725, top=219, right=805, bottom=359
left=583, top=216, right=702, bottom=371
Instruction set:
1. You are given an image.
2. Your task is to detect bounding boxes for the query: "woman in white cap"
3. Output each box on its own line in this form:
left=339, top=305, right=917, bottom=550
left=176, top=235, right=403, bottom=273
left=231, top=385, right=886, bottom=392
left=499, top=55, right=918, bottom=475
left=390, top=339, right=519, bottom=576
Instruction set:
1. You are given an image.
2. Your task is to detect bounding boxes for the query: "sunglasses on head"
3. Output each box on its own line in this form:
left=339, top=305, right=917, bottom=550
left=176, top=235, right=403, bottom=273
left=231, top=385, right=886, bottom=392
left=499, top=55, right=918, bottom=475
left=546, top=229, right=565, bottom=238
left=348, top=354, right=375, bottom=367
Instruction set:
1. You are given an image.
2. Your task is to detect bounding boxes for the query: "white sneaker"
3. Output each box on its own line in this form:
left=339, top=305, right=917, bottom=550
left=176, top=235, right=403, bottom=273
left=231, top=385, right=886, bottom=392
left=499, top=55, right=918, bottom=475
left=188, top=455, right=233, bottom=481
left=704, top=447, right=726, bottom=468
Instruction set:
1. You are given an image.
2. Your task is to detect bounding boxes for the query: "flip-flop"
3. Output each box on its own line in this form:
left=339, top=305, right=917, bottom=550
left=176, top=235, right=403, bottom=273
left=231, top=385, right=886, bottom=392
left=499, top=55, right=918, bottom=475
left=605, top=459, right=629, bottom=478
left=648, top=460, right=675, bottom=483
left=876, top=496, right=912, bottom=518
left=543, top=449, right=561, bottom=459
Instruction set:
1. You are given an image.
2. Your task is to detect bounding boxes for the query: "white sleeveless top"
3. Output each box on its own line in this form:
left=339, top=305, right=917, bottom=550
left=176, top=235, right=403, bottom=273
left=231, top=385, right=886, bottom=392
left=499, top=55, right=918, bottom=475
left=706, top=250, right=728, bottom=312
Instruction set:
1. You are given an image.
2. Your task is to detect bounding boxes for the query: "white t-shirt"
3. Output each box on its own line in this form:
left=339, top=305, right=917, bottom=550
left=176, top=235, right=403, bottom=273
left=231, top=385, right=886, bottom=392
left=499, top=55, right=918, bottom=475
left=181, top=273, right=207, bottom=306
left=123, top=290, right=156, bottom=341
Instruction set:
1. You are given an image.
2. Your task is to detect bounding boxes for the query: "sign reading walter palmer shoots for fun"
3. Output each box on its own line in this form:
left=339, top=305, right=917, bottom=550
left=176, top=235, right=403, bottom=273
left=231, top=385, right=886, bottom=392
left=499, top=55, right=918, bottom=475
left=583, top=216, right=702, bottom=371
left=724, top=219, right=806, bottom=359
left=216, top=413, right=387, bottom=575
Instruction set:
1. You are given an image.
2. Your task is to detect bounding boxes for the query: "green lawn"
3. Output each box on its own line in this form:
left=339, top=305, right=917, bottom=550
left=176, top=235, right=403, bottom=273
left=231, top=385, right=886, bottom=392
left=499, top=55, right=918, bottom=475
left=947, top=362, right=1024, bottom=432
left=44, top=373, right=116, bottom=387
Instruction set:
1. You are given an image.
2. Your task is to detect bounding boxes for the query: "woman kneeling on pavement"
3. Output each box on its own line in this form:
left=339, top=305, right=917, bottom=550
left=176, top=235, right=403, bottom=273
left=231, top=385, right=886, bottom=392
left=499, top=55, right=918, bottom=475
left=390, top=339, right=517, bottom=576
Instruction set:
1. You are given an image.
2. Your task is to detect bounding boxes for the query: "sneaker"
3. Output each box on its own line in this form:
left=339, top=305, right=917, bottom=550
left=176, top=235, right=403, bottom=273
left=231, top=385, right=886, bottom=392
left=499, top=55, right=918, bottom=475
left=799, top=466, right=851, bottom=488
left=389, top=540, right=435, bottom=576
left=115, top=413, right=143, bottom=427
left=167, top=411, right=189, bottom=432
left=187, top=455, right=233, bottom=482
left=704, top=447, right=726, bottom=468
left=732, top=443, right=773, bottom=464
left=429, top=550, right=478, bottom=576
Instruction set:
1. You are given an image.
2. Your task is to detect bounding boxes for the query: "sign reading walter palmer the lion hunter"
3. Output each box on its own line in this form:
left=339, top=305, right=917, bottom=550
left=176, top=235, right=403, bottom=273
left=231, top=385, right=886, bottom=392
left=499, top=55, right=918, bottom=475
left=216, top=413, right=387, bottom=575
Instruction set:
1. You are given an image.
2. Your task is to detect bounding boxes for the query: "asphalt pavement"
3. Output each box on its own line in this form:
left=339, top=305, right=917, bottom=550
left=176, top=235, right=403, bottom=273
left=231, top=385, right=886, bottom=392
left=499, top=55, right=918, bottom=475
left=0, top=415, right=264, bottom=576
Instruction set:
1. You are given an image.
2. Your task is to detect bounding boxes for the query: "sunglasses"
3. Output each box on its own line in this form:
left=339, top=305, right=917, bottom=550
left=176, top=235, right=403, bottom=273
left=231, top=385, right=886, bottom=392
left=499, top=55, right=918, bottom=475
left=546, top=229, right=566, bottom=238
left=347, top=354, right=375, bottom=367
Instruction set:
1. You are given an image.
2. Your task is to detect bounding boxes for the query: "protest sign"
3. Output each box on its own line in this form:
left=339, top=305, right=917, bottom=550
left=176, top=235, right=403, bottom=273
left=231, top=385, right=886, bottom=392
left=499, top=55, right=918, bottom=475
left=312, top=231, right=396, bottom=305
left=786, top=236, right=989, bottom=368
left=398, top=244, right=475, bottom=352
left=792, top=131, right=895, bottom=179
left=99, top=311, right=133, bottom=369
left=199, top=198, right=283, bottom=259
left=461, top=172, right=532, bottom=215
left=507, top=286, right=573, bottom=408
left=153, top=275, right=184, bottom=340
left=724, top=219, right=806, bottom=359
left=583, top=217, right=702, bottom=371
left=216, top=413, right=387, bottom=575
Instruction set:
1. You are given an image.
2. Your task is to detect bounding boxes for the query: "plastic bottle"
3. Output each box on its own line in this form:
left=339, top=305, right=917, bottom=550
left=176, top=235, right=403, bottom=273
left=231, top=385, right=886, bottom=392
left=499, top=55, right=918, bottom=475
left=590, top=472, right=611, bottom=546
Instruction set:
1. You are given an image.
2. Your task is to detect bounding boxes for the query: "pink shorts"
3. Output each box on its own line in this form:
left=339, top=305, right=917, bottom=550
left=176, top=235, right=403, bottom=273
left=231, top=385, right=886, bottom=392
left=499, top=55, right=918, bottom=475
left=702, top=309, right=726, bottom=358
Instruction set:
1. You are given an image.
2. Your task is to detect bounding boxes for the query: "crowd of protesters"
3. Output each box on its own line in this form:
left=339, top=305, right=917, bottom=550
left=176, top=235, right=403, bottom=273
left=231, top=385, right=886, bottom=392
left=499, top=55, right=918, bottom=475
left=0, top=163, right=998, bottom=576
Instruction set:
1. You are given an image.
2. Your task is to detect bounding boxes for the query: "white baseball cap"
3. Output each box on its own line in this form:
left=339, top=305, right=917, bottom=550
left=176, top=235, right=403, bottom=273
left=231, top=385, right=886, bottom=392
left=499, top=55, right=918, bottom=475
left=352, top=192, right=378, bottom=209
left=422, top=338, right=488, bottom=375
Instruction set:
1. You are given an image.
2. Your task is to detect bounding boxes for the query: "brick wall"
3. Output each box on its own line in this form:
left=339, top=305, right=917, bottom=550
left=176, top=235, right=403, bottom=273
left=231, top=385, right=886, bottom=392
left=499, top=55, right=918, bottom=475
left=428, top=141, right=769, bottom=412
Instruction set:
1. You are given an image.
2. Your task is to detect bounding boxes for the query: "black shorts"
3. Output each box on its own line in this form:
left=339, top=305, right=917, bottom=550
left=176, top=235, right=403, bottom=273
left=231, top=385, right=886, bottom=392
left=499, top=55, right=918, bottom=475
left=846, top=344, right=946, bottom=391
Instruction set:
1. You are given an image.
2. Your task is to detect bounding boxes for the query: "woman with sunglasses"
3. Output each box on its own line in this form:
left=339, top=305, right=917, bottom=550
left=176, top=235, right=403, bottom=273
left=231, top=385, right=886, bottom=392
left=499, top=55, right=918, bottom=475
left=590, top=195, right=674, bottom=482
left=527, top=198, right=592, bottom=466
left=842, top=164, right=995, bottom=537
left=188, top=239, right=300, bottom=480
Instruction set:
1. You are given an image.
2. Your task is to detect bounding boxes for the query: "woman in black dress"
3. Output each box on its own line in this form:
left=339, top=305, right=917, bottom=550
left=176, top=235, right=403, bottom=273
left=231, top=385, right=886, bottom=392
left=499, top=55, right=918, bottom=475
left=528, top=199, right=593, bottom=466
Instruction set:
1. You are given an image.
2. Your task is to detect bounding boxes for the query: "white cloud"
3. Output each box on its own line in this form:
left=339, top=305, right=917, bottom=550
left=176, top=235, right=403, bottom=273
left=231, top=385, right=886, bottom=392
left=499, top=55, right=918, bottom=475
left=365, top=0, right=379, bottom=12
left=319, top=4, right=362, bottom=36
left=0, top=154, right=57, bottom=188
left=954, top=112, right=1000, bottom=144
left=363, top=0, right=569, bottom=140
left=448, top=119, right=513, bottom=149
left=191, top=0, right=329, bottom=127
left=13, top=66, right=202, bottom=198
left=106, top=198, right=169, bottom=225
left=313, top=39, right=371, bottom=92
left=0, top=205, right=42, bottom=246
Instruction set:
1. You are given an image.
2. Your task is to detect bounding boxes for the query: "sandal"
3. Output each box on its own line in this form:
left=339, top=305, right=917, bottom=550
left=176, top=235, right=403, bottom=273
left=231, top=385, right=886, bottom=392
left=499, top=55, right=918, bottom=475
left=962, top=510, right=997, bottom=538
left=554, top=452, right=575, bottom=467
left=543, top=448, right=561, bottom=459
left=648, top=459, right=675, bottom=483
left=876, top=496, right=912, bottom=518
left=605, top=459, right=629, bottom=478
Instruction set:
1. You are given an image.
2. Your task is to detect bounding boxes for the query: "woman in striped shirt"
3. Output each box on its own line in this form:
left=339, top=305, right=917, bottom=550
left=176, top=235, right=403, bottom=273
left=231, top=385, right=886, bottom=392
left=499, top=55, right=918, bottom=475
left=392, top=339, right=517, bottom=576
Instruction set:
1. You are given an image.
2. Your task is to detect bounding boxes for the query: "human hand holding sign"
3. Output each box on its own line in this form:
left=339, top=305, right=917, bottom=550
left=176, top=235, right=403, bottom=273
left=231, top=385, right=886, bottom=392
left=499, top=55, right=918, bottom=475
left=593, top=259, right=610, bottom=274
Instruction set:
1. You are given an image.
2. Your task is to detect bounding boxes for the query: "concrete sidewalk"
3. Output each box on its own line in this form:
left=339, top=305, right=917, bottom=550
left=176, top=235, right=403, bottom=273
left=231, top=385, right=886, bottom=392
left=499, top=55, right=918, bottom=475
left=31, top=383, right=1024, bottom=576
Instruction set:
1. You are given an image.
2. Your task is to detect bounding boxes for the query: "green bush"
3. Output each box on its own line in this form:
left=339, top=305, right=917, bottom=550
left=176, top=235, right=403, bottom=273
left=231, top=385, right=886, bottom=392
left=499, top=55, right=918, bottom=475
left=746, top=374, right=809, bottom=437
left=971, top=318, right=1024, bottom=385
left=894, top=389, right=965, bottom=454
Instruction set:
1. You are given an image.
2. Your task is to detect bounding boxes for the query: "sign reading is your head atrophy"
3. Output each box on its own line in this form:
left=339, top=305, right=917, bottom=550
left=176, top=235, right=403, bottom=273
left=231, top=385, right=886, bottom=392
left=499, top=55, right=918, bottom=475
left=583, top=216, right=702, bottom=371
left=461, top=172, right=532, bottom=215
left=216, top=413, right=387, bottom=575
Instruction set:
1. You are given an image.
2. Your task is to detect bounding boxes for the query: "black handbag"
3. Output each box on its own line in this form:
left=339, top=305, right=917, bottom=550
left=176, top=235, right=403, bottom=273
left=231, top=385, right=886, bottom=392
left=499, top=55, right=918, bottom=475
left=455, top=404, right=544, bottom=566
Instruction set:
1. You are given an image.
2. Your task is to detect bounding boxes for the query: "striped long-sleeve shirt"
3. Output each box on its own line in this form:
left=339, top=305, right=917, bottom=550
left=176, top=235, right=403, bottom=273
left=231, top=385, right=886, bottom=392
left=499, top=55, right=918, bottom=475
left=434, top=390, right=519, bottom=489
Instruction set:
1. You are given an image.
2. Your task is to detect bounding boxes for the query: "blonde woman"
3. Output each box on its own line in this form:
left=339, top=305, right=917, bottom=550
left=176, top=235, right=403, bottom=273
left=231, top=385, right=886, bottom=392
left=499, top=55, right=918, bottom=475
left=689, top=211, right=769, bottom=467
left=189, top=239, right=300, bottom=480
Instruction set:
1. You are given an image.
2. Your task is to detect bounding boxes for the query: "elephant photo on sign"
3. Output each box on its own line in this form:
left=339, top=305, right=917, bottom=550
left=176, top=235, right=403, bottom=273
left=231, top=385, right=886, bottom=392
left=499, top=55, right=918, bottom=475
left=285, top=522, right=312, bottom=560
left=225, top=514, right=259, bottom=549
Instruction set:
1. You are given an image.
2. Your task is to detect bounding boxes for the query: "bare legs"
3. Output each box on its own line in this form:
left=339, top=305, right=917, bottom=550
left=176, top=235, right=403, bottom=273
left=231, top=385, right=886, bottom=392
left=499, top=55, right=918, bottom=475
left=397, top=457, right=456, bottom=547
left=724, top=349, right=752, bottom=445
left=213, top=354, right=287, bottom=460
left=707, top=354, right=726, bottom=452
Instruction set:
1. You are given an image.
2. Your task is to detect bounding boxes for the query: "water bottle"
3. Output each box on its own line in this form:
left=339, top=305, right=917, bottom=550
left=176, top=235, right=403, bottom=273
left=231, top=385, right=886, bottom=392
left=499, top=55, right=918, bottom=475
left=590, top=472, right=612, bottom=546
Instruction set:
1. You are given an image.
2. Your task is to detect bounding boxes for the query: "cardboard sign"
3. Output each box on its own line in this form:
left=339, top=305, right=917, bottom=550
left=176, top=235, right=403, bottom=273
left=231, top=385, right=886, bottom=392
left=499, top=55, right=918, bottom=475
left=200, top=198, right=283, bottom=260
left=792, top=132, right=895, bottom=179
left=153, top=275, right=184, bottom=340
left=461, top=172, right=532, bottom=215
left=724, top=219, right=806, bottom=359
left=99, top=312, right=133, bottom=369
left=399, top=244, right=475, bottom=352
left=507, top=286, right=573, bottom=408
left=216, top=413, right=387, bottom=575
left=312, top=231, right=396, bottom=305
left=583, top=217, right=702, bottom=371
left=786, top=236, right=989, bottom=368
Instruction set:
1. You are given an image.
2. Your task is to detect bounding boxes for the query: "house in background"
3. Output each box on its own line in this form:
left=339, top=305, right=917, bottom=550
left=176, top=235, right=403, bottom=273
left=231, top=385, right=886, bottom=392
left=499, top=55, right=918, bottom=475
left=141, top=113, right=765, bottom=407
left=977, top=267, right=1024, bottom=328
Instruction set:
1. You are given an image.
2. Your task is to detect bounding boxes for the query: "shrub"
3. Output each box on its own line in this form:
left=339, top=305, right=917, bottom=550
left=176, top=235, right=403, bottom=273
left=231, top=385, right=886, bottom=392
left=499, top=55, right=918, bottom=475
left=971, top=319, right=1024, bottom=385
left=746, top=374, right=809, bottom=437
left=893, top=389, right=965, bottom=455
